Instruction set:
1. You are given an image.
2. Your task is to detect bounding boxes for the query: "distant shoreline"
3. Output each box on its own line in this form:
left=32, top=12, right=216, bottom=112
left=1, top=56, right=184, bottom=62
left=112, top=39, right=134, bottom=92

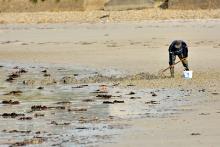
left=1, top=9, right=220, bottom=24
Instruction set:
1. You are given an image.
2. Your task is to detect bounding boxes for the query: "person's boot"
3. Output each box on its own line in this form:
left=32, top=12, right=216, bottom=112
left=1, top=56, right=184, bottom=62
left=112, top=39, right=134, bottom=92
left=170, top=67, right=174, bottom=78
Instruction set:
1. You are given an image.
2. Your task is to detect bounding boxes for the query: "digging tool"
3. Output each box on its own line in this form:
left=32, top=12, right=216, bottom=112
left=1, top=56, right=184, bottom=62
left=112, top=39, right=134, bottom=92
left=158, top=58, right=187, bottom=77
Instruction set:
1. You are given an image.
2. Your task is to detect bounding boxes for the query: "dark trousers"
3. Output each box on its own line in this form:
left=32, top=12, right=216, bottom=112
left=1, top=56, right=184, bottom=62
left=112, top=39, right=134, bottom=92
left=169, top=54, right=189, bottom=77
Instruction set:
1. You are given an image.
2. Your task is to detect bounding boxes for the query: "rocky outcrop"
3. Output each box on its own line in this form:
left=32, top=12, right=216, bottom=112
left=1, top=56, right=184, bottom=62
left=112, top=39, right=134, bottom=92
left=168, top=0, right=220, bottom=9
left=104, top=0, right=154, bottom=11
left=0, top=0, right=107, bottom=12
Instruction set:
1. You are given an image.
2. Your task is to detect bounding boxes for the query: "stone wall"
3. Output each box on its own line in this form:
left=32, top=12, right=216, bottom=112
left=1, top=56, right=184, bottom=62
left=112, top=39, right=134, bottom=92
left=104, top=0, right=154, bottom=10
left=0, top=0, right=85, bottom=12
left=168, top=0, right=220, bottom=9
left=0, top=0, right=107, bottom=12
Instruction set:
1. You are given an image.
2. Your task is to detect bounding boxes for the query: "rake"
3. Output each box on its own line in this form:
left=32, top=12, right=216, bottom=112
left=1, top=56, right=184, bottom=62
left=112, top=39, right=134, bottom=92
left=158, top=58, right=187, bottom=77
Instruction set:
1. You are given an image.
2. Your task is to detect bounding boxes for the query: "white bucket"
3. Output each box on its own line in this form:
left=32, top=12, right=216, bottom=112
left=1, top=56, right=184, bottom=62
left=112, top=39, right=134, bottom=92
left=183, top=71, right=193, bottom=79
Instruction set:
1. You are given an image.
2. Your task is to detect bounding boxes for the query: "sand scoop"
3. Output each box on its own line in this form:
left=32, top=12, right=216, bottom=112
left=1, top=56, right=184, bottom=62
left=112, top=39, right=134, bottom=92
left=158, top=58, right=187, bottom=77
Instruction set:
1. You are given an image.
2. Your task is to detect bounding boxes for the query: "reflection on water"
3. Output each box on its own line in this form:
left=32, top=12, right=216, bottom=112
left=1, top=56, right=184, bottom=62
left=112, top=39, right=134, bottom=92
left=0, top=62, right=207, bottom=146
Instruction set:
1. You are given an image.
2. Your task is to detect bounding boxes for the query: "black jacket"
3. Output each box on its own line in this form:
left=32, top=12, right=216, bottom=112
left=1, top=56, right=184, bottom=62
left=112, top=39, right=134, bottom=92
left=169, top=40, right=188, bottom=57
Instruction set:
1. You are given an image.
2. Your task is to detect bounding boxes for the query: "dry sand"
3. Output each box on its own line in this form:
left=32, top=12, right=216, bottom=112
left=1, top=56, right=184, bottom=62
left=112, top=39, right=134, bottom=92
left=0, top=17, right=220, bottom=146
left=1, top=9, right=220, bottom=24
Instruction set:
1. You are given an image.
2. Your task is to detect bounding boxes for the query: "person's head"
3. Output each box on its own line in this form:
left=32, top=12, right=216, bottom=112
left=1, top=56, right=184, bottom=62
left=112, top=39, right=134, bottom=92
left=174, top=40, right=182, bottom=49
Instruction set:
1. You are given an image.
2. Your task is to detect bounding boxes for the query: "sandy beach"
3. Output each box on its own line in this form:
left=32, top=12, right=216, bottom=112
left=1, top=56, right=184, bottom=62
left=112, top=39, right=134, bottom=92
left=0, top=12, right=220, bottom=146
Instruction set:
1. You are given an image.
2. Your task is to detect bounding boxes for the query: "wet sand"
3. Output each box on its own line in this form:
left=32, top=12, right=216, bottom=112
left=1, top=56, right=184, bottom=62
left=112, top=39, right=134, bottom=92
left=0, top=19, right=220, bottom=146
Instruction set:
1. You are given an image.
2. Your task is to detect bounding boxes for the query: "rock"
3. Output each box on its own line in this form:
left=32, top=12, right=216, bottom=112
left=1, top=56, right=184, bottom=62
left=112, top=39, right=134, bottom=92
left=2, top=100, right=20, bottom=105
left=1, top=113, right=25, bottom=118
left=99, top=14, right=110, bottom=19
left=82, top=99, right=94, bottom=102
left=72, top=85, right=88, bottom=88
left=130, top=97, right=141, bottom=99
left=103, top=101, right=114, bottom=104
left=75, top=127, right=88, bottom=130
left=96, top=94, right=112, bottom=99
left=4, top=91, right=23, bottom=96
left=212, top=92, right=219, bottom=95
left=151, top=92, right=157, bottom=97
left=37, top=86, right=44, bottom=90
left=34, top=113, right=45, bottom=117
left=18, top=117, right=32, bottom=120
left=3, top=130, right=31, bottom=134
left=41, top=70, right=47, bottom=73
left=159, top=0, right=168, bottom=9
left=31, top=105, right=48, bottom=111
left=56, top=101, right=71, bottom=105
left=43, top=73, right=51, bottom=77
left=104, top=0, right=154, bottom=11
left=191, top=133, right=201, bottom=136
left=198, top=89, right=206, bottom=92
left=48, top=106, right=65, bottom=110
left=113, top=100, right=124, bottom=103
left=128, top=91, right=135, bottom=95
left=68, top=108, right=87, bottom=112
left=6, top=77, right=14, bottom=82
left=168, top=0, right=220, bottom=9
left=8, top=73, right=20, bottom=79
left=145, top=100, right=159, bottom=105
left=127, top=84, right=135, bottom=87
left=18, top=68, right=28, bottom=73
left=51, top=121, right=70, bottom=126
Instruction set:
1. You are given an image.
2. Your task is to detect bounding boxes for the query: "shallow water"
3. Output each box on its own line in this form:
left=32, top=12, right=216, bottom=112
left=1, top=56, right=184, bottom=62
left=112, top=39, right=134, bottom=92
left=0, top=62, right=208, bottom=146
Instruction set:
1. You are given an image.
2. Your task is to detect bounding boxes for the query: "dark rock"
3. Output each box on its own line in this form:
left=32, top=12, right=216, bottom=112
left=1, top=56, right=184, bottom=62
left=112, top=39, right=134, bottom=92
left=103, top=101, right=114, bottom=104
left=159, top=0, right=169, bottom=9
left=127, top=84, right=135, bottom=87
left=128, top=91, right=135, bottom=95
left=145, top=100, right=159, bottom=105
left=68, top=108, right=87, bottom=112
left=130, top=97, right=141, bottom=99
left=75, top=127, right=88, bottom=130
left=4, top=91, right=23, bottom=96
left=96, top=94, right=112, bottom=99
left=72, top=85, right=88, bottom=88
left=18, top=68, right=28, bottom=73
left=4, top=130, right=31, bottom=134
left=151, top=92, right=157, bottom=97
left=99, top=14, right=110, bottom=19
left=82, top=99, right=94, bottom=102
left=198, top=89, right=206, bottom=92
left=43, top=73, right=51, bottom=77
left=51, top=121, right=70, bottom=126
left=34, top=113, right=45, bottom=117
left=41, top=70, right=47, bottom=73
left=18, top=117, right=32, bottom=120
left=31, top=105, right=48, bottom=111
left=1, top=113, right=25, bottom=118
left=2, top=100, right=20, bottom=105
left=6, top=77, right=14, bottom=82
left=56, top=101, right=71, bottom=105
left=199, top=113, right=210, bottom=115
left=212, top=92, right=219, bottom=95
left=37, top=86, right=44, bottom=90
left=48, top=106, right=65, bottom=110
left=8, top=73, right=20, bottom=79
left=113, top=100, right=124, bottom=103
left=191, top=133, right=201, bottom=136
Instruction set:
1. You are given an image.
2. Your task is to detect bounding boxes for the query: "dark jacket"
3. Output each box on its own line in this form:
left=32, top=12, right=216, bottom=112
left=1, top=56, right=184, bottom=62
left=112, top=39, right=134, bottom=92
left=169, top=40, right=188, bottom=57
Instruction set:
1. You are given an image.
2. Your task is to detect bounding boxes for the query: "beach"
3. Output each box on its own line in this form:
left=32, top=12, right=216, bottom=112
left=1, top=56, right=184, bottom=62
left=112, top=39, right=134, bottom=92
left=0, top=12, right=220, bottom=146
